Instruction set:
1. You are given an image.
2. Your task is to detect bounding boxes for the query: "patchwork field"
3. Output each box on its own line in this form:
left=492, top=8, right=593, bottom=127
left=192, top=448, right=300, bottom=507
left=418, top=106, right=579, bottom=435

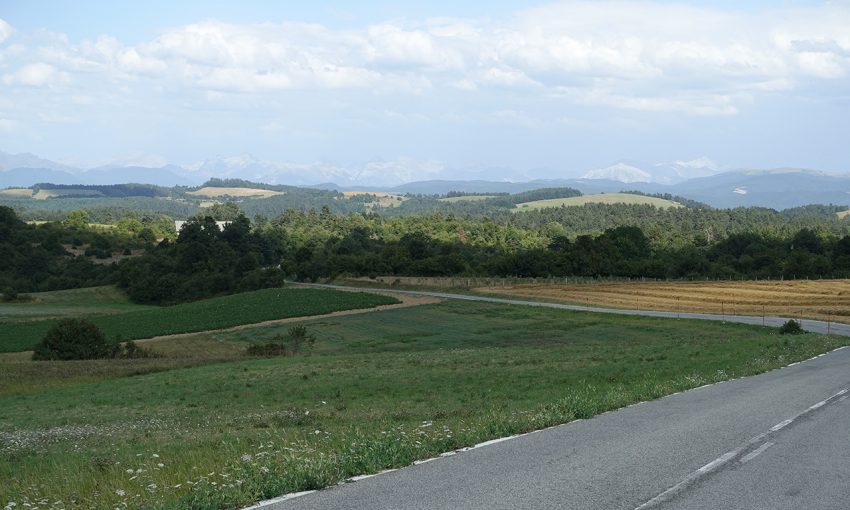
left=32, top=188, right=104, bottom=200
left=2, top=299, right=846, bottom=509
left=513, top=192, right=682, bottom=211
left=476, top=279, right=850, bottom=323
left=0, top=287, right=398, bottom=352
left=341, top=191, right=407, bottom=208
left=186, top=187, right=284, bottom=198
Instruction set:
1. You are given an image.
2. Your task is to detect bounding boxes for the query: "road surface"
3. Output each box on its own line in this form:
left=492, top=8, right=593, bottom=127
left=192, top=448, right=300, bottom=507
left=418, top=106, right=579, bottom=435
left=257, top=283, right=850, bottom=509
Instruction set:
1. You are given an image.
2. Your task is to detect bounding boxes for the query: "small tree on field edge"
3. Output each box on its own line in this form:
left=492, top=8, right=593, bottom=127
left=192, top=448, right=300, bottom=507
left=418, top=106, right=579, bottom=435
left=246, top=325, right=316, bottom=357
left=32, top=318, right=112, bottom=360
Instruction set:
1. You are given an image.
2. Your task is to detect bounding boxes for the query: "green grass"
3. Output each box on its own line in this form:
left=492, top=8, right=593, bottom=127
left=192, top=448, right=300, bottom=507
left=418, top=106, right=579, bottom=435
left=513, top=192, right=682, bottom=211
left=2, top=300, right=848, bottom=509
left=0, top=286, right=155, bottom=323
left=0, top=288, right=398, bottom=352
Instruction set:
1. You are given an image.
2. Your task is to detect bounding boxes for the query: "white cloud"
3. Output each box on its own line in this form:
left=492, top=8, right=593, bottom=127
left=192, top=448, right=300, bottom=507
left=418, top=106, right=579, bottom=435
left=2, top=2, right=850, bottom=118
left=0, top=18, right=12, bottom=45
left=3, top=62, right=67, bottom=87
left=0, top=118, right=14, bottom=131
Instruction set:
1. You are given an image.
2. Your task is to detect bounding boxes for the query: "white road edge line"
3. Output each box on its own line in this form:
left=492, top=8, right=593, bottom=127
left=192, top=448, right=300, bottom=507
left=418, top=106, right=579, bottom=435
left=633, top=387, right=849, bottom=510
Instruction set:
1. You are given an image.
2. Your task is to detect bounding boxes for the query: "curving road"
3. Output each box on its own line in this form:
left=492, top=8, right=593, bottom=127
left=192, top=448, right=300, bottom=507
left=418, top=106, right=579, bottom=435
left=256, top=283, right=850, bottom=510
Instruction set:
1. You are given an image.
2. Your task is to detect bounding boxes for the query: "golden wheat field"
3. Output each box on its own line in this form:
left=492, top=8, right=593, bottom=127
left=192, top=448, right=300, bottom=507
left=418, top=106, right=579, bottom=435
left=187, top=186, right=284, bottom=198
left=477, top=279, right=850, bottom=323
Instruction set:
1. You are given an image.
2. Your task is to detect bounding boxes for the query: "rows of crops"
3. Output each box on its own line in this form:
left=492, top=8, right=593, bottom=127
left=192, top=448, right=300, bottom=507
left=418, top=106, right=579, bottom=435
left=0, top=288, right=398, bottom=352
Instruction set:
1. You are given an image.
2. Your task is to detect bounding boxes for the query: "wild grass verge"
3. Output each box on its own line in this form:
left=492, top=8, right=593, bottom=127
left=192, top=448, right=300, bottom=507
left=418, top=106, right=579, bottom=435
left=2, top=301, right=847, bottom=509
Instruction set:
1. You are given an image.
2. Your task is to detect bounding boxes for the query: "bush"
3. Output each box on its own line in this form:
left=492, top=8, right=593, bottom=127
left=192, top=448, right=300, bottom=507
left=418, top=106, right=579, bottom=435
left=33, top=319, right=112, bottom=360
left=246, top=325, right=316, bottom=357
left=779, top=319, right=804, bottom=335
left=118, top=340, right=160, bottom=359
left=1, top=287, right=18, bottom=302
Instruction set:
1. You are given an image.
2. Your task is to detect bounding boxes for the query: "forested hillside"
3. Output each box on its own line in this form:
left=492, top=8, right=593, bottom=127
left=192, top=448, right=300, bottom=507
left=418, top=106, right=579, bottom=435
left=5, top=189, right=850, bottom=305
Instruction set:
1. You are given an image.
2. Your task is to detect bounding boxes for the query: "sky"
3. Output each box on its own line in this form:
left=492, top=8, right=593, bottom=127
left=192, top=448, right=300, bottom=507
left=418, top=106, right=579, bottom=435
left=1, top=0, right=849, bottom=184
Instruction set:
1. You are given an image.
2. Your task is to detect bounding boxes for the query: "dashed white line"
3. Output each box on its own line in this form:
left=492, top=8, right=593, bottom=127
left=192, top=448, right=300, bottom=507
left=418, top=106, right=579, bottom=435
left=740, top=442, right=774, bottom=464
left=769, top=419, right=793, bottom=432
left=633, top=387, right=849, bottom=510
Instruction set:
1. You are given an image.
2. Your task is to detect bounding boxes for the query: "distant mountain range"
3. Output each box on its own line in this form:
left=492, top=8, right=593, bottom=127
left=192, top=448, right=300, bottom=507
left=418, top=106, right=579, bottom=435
left=581, top=157, right=722, bottom=184
left=1, top=150, right=848, bottom=210
left=315, top=169, right=850, bottom=209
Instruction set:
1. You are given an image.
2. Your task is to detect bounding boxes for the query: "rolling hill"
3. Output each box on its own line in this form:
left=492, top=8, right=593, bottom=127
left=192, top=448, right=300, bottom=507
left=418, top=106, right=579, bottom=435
left=513, top=193, right=682, bottom=211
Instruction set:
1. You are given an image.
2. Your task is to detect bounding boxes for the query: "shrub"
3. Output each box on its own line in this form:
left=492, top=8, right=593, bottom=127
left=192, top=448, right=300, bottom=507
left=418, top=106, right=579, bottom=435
left=779, top=319, right=804, bottom=335
left=32, top=319, right=112, bottom=360
left=118, top=340, right=160, bottom=359
left=246, top=325, right=316, bottom=357
left=1, top=287, right=18, bottom=302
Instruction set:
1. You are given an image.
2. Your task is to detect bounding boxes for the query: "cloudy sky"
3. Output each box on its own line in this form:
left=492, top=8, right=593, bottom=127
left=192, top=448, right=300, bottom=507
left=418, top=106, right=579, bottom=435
left=1, top=0, right=849, bottom=182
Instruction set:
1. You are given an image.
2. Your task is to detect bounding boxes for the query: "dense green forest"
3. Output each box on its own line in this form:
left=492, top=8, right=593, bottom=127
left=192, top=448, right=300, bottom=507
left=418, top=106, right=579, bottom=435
left=0, top=206, right=140, bottom=294
left=4, top=182, right=850, bottom=305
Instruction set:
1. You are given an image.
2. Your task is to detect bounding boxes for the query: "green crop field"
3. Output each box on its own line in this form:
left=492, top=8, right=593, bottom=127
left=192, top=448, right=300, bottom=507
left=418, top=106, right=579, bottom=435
left=0, top=287, right=398, bottom=352
left=2, top=299, right=847, bottom=510
left=0, top=286, right=155, bottom=323
left=513, top=192, right=682, bottom=211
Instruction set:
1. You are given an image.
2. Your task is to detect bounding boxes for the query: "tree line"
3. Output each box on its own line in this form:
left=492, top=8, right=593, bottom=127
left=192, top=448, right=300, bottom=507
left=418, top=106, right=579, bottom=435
left=5, top=203, right=850, bottom=305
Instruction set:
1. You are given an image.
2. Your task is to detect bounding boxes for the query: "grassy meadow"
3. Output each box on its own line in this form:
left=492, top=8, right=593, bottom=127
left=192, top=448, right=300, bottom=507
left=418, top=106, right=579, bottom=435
left=513, top=192, right=682, bottom=211
left=0, top=286, right=155, bottom=323
left=2, top=299, right=848, bottom=509
left=0, top=287, right=398, bottom=352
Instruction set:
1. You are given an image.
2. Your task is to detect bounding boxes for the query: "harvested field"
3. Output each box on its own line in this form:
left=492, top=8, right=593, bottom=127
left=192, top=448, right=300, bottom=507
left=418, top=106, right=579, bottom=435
left=342, top=191, right=407, bottom=208
left=187, top=186, right=283, bottom=198
left=477, top=279, right=850, bottom=323
left=341, top=191, right=392, bottom=197
left=0, top=188, right=33, bottom=198
left=513, top=193, right=682, bottom=211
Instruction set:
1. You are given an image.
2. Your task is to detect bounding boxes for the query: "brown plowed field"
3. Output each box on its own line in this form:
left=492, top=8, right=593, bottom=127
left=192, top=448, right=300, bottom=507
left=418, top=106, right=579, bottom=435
left=476, top=280, right=850, bottom=323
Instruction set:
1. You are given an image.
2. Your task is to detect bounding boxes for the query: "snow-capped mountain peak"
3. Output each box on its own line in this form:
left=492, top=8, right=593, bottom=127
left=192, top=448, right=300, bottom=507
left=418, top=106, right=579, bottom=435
left=582, top=163, right=652, bottom=183
left=670, top=157, right=720, bottom=171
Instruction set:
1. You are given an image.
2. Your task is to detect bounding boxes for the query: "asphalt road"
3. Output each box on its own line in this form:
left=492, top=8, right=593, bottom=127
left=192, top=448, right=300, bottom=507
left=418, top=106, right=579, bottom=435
left=257, top=283, right=850, bottom=510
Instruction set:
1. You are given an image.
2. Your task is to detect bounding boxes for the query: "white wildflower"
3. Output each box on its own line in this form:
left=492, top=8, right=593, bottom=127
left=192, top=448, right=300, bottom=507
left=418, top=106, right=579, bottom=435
left=115, top=489, right=125, bottom=497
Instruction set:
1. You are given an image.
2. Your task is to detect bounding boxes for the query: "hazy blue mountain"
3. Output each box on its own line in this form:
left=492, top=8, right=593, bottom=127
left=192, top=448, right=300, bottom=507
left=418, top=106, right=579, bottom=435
left=0, top=168, right=82, bottom=187
left=387, top=178, right=665, bottom=195
left=670, top=169, right=850, bottom=209
left=81, top=165, right=201, bottom=186
left=0, top=151, right=79, bottom=173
